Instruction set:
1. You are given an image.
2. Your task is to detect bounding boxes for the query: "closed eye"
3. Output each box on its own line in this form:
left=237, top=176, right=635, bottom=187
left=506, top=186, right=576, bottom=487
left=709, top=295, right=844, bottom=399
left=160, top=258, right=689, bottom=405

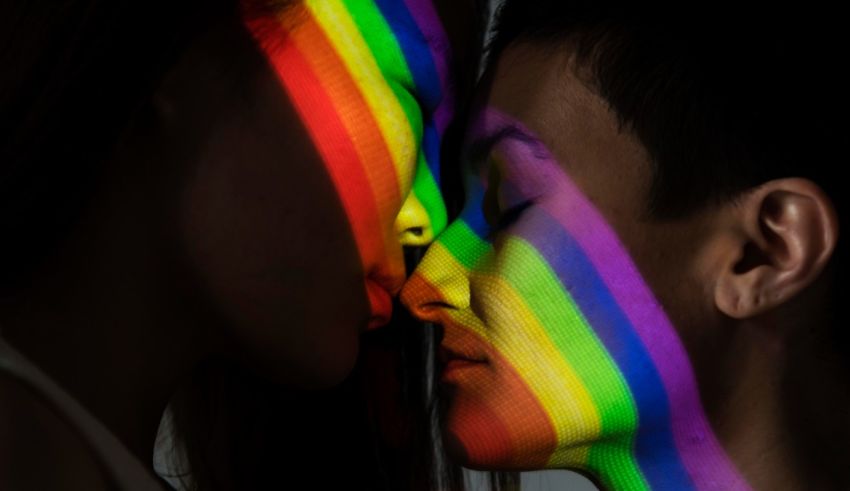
left=486, top=200, right=534, bottom=240
left=496, top=200, right=533, bottom=230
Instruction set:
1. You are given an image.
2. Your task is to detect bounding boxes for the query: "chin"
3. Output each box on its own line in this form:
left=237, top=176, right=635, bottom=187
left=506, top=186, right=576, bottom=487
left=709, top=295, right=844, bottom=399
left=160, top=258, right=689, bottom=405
left=304, top=330, right=363, bottom=388
left=442, top=407, right=517, bottom=469
left=242, top=326, right=362, bottom=390
left=443, top=428, right=473, bottom=465
left=301, top=338, right=361, bottom=389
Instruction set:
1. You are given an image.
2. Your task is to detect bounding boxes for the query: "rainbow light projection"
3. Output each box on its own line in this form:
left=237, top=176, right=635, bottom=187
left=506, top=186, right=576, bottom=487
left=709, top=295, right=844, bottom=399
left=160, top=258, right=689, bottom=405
left=402, top=108, right=751, bottom=490
left=244, top=0, right=452, bottom=318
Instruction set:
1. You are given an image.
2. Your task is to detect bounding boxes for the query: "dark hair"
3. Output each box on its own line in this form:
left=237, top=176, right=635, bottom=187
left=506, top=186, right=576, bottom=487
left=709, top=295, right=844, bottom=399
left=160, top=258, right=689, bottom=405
left=491, top=2, right=846, bottom=217
left=489, top=0, right=848, bottom=331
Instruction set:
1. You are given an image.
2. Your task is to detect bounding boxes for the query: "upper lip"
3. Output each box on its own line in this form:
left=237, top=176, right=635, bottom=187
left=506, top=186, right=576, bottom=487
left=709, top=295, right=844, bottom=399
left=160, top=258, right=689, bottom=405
left=438, top=335, right=488, bottom=365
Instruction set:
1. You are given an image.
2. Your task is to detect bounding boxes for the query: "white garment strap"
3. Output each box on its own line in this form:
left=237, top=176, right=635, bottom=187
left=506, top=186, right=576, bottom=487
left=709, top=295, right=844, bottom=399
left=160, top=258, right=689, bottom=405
left=0, top=337, right=166, bottom=490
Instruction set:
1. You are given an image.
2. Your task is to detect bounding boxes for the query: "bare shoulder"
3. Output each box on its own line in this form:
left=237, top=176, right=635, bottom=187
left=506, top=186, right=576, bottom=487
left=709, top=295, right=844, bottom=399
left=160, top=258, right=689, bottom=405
left=0, top=371, right=113, bottom=490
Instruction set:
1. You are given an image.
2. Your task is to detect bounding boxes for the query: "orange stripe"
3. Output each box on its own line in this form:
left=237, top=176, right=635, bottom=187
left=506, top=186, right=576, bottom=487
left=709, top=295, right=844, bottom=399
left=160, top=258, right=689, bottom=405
left=245, top=13, right=385, bottom=266
left=410, top=275, right=558, bottom=468
left=444, top=327, right=559, bottom=469
left=287, top=10, right=402, bottom=225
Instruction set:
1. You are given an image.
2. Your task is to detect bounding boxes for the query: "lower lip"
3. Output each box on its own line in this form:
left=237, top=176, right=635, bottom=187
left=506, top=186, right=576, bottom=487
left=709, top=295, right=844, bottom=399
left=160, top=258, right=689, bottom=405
left=365, top=282, right=393, bottom=330
left=441, top=358, right=487, bottom=380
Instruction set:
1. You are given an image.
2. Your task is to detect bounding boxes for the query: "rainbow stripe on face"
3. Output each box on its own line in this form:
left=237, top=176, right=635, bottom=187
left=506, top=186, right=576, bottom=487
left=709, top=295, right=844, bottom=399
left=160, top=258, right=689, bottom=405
left=402, top=109, right=750, bottom=490
left=243, top=0, right=451, bottom=314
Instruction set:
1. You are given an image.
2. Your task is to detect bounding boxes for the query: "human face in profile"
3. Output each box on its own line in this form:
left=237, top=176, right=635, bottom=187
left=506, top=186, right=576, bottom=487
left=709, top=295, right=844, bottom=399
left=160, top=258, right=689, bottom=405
left=401, top=43, right=749, bottom=489
left=171, top=0, right=458, bottom=386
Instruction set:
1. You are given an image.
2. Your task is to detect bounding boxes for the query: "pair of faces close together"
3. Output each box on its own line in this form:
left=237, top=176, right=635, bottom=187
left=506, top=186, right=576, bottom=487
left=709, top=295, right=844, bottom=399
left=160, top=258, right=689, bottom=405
left=266, top=1, right=848, bottom=490
left=2, top=0, right=847, bottom=490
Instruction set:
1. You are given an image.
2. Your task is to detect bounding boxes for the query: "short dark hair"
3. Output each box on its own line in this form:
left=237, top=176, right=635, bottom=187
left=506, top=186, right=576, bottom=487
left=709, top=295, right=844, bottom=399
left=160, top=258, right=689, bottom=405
left=489, top=1, right=848, bottom=353
left=491, top=2, right=847, bottom=218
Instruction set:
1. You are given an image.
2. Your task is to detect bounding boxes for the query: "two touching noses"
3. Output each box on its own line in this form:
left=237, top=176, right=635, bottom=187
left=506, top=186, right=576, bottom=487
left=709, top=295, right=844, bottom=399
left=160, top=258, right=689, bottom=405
left=392, top=190, right=460, bottom=321
left=398, top=209, right=471, bottom=325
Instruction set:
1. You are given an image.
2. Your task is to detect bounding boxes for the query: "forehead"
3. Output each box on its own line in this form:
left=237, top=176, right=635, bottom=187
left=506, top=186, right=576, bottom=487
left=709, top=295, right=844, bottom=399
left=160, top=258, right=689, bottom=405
left=483, top=41, right=653, bottom=220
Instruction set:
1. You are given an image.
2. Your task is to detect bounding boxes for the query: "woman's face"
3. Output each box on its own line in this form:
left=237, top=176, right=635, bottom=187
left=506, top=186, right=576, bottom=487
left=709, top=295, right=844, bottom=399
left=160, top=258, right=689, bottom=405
left=401, top=44, right=746, bottom=489
left=159, top=0, right=458, bottom=386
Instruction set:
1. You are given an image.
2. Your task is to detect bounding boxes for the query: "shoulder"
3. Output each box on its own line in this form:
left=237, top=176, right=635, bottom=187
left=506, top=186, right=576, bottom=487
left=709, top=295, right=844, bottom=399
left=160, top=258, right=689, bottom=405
left=0, top=371, right=113, bottom=490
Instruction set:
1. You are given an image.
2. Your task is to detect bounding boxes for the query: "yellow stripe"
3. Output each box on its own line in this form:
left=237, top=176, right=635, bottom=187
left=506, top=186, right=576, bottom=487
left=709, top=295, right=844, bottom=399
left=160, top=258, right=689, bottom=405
left=476, top=273, right=600, bottom=466
left=417, top=241, right=477, bottom=311
left=418, top=242, right=601, bottom=466
left=305, top=0, right=415, bottom=194
left=395, top=193, right=435, bottom=245
left=279, top=8, right=397, bottom=242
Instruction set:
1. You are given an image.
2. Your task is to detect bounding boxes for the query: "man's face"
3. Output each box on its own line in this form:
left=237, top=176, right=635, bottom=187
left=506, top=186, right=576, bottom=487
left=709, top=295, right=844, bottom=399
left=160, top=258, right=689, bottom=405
left=401, top=42, right=741, bottom=487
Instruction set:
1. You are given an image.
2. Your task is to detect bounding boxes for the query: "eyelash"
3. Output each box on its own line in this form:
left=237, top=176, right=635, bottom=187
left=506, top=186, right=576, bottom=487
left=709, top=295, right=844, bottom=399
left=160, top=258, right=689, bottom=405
left=476, top=155, right=533, bottom=239
left=485, top=200, right=534, bottom=240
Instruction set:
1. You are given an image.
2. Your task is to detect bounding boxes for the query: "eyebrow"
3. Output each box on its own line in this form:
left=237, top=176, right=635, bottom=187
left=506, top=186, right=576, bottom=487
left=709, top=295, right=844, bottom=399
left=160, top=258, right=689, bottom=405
left=464, top=123, right=541, bottom=171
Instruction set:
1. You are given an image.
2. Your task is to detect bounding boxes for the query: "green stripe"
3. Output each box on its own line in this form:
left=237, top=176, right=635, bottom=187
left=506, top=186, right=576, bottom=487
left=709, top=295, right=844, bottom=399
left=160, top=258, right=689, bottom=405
left=590, top=442, right=652, bottom=491
left=499, top=238, right=647, bottom=489
left=343, top=0, right=447, bottom=232
left=343, top=0, right=424, bottom=160
left=342, top=0, right=415, bottom=91
left=412, top=152, right=448, bottom=235
left=439, top=221, right=491, bottom=270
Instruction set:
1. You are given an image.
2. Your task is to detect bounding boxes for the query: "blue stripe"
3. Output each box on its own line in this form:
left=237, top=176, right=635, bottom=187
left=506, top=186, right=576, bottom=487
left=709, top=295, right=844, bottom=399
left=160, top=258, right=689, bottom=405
left=375, top=0, right=444, bottom=187
left=422, top=123, right=441, bottom=184
left=374, top=0, right=442, bottom=112
left=513, top=208, right=695, bottom=490
left=458, top=177, right=491, bottom=239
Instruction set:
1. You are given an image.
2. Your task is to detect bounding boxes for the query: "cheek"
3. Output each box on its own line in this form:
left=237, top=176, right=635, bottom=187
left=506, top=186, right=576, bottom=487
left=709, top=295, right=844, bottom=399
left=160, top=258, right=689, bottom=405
left=471, top=233, right=621, bottom=457
left=178, top=107, right=370, bottom=386
left=442, top=360, right=559, bottom=469
left=458, top=191, right=681, bottom=464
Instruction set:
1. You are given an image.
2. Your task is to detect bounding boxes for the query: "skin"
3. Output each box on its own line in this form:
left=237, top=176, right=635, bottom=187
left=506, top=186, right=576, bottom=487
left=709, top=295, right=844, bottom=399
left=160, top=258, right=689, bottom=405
left=0, top=0, right=476, bottom=487
left=402, top=42, right=849, bottom=490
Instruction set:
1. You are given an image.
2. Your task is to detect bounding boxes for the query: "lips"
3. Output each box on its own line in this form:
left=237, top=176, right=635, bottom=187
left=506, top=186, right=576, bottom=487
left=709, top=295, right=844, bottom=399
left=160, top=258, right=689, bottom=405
left=437, top=325, right=489, bottom=381
left=365, top=280, right=394, bottom=330
left=439, top=344, right=488, bottom=365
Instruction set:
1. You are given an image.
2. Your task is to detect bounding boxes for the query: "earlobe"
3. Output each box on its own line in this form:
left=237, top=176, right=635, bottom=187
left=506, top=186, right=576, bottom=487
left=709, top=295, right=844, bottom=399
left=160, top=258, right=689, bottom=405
left=714, top=179, right=838, bottom=319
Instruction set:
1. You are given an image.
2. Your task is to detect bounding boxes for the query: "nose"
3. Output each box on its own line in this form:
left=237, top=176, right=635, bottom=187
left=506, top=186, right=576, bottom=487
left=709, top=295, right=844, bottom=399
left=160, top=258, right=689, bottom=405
left=395, top=155, right=448, bottom=247
left=400, top=234, right=472, bottom=322
left=395, top=192, right=435, bottom=246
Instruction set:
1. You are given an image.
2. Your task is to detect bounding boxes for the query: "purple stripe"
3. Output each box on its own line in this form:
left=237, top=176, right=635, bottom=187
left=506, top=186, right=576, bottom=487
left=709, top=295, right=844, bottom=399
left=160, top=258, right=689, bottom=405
left=476, top=108, right=750, bottom=491
left=402, top=0, right=454, bottom=133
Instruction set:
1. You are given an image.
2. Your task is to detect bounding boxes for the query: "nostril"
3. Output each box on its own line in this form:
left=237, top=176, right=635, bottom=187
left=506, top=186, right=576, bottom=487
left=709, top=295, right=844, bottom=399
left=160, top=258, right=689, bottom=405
left=395, top=194, right=435, bottom=246
left=400, top=279, right=453, bottom=319
left=404, top=301, right=452, bottom=323
left=398, top=225, right=433, bottom=246
left=414, top=301, right=455, bottom=314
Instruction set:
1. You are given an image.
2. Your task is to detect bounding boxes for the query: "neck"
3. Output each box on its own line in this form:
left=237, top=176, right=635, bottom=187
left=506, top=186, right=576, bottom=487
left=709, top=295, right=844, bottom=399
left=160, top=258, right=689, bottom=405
left=577, top=422, right=748, bottom=491
left=570, top=318, right=833, bottom=490
left=715, top=321, right=850, bottom=491
left=0, top=193, right=216, bottom=464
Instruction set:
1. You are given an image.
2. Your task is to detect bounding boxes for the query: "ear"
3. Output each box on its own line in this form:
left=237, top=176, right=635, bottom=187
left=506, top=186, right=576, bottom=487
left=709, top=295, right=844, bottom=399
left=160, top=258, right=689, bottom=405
left=714, top=178, right=838, bottom=319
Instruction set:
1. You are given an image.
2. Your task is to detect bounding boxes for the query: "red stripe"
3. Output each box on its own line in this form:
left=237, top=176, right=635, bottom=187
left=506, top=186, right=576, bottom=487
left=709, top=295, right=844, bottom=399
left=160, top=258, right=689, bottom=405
left=408, top=275, right=558, bottom=468
left=245, top=14, right=385, bottom=268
